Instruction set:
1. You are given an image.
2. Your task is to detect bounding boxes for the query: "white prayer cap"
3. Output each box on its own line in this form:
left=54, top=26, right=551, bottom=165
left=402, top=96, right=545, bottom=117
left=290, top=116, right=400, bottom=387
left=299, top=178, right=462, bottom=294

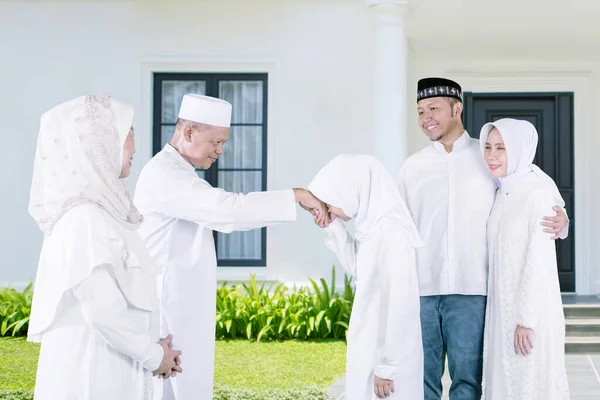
left=178, top=94, right=232, bottom=128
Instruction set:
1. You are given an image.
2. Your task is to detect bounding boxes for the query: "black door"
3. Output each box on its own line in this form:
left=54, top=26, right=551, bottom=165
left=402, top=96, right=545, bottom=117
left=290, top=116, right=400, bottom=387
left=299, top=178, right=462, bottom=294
left=463, top=92, right=575, bottom=292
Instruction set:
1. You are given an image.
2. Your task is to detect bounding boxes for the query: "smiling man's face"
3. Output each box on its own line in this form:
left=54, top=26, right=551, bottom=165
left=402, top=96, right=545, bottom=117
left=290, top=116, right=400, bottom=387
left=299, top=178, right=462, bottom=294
left=417, top=97, right=462, bottom=142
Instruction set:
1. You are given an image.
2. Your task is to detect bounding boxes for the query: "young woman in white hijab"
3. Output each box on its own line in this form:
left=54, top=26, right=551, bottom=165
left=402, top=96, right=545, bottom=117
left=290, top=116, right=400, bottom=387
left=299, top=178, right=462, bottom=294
left=480, top=118, right=570, bottom=399
left=308, top=154, right=424, bottom=400
left=28, top=94, right=182, bottom=400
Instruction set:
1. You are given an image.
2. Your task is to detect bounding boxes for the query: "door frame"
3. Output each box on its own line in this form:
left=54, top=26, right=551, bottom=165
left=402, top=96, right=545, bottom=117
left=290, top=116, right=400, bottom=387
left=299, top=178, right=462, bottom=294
left=439, top=63, right=596, bottom=294
left=461, top=91, right=575, bottom=291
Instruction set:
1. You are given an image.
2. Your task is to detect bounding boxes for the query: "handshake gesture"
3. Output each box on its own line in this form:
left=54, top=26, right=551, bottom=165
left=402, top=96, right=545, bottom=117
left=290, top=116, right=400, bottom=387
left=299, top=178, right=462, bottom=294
left=293, top=188, right=330, bottom=228
left=153, top=334, right=183, bottom=379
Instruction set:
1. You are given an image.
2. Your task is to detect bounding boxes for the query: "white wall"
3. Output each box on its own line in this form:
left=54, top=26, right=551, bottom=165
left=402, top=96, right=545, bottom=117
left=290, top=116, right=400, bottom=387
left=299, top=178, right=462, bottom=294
left=0, top=0, right=379, bottom=288
left=2, top=0, right=599, bottom=293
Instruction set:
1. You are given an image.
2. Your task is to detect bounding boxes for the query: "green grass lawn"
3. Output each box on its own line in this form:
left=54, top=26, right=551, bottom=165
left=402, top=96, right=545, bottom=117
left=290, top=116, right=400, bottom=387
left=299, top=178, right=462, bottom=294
left=0, top=338, right=38, bottom=391
left=215, top=340, right=346, bottom=391
left=0, top=337, right=346, bottom=396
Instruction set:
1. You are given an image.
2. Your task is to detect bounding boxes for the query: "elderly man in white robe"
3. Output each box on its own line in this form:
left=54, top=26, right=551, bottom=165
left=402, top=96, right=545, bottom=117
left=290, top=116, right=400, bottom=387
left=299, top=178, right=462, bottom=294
left=134, top=94, right=328, bottom=400
left=28, top=94, right=182, bottom=400
left=398, top=77, right=569, bottom=400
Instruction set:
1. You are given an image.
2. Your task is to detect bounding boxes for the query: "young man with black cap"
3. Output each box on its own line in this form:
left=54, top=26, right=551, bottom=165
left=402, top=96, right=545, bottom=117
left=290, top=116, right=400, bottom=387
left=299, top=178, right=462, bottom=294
left=396, top=77, right=569, bottom=399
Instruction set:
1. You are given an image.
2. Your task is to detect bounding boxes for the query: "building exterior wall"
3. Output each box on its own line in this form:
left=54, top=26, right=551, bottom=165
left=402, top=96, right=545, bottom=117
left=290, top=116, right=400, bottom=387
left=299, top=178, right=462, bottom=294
left=1, top=0, right=598, bottom=293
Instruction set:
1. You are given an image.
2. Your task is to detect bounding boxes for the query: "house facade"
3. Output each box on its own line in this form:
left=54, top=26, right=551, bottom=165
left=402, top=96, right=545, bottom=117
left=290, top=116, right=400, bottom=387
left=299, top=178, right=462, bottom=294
left=1, top=0, right=598, bottom=293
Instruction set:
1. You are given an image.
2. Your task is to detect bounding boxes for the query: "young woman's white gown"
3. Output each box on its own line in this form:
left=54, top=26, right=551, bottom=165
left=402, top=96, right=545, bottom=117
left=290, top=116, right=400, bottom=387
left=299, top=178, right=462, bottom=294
left=480, top=119, right=570, bottom=400
left=309, top=154, right=424, bottom=400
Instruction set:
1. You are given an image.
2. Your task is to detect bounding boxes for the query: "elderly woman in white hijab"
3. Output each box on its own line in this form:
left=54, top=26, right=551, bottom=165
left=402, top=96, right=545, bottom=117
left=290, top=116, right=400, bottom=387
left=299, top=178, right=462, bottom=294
left=480, top=118, right=570, bottom=399
left=308, top=154, right=424, bottom=400
left=28, top=94, right=182, bottom=400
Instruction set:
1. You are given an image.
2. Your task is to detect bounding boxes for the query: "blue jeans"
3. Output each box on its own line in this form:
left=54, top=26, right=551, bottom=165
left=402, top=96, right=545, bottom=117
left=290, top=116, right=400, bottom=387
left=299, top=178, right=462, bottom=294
left=420, top=295, right=486, bottom=400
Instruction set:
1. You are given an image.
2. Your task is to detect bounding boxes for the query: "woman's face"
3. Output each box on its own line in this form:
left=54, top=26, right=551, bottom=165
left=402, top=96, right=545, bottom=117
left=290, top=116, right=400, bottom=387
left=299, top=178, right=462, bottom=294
left=328, top=205, right=351, bottom=222
left=484, top=128, right=508, bottom=178
left=120, top=127, right=135, bottom=179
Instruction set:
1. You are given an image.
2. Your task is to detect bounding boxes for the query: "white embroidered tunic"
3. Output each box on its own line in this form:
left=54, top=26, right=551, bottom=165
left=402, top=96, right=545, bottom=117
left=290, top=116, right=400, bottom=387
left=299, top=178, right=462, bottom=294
left=483, top=184, right=570, bottom=400
left=480, top=119, right=570, bottom=400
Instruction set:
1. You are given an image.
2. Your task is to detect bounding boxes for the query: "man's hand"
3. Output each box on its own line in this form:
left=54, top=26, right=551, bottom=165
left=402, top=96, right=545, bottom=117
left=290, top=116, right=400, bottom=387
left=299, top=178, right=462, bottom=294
left=294, top=188, right=330, bottom=227
left=541, top=206, right=567, bottom=240
left=154, top=334, right=183, bottom=379
left=374, top=376, right=394, bottom=398
left=514, top=325, right=534, bottom=356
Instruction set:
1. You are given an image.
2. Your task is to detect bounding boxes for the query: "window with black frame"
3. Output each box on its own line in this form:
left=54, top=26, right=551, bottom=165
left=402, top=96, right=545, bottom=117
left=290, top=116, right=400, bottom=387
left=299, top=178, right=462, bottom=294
left=152, top=72, right=268, bottom=266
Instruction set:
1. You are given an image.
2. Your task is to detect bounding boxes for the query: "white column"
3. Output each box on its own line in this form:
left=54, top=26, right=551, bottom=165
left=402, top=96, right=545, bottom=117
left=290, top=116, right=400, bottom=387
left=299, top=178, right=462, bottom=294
left=366, top=0, right=409, bottom=175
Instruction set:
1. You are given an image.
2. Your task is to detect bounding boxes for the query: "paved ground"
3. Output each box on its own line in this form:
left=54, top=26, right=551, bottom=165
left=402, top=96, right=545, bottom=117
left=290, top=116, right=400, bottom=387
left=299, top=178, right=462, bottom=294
left=328, top=354, right=600, bottom=399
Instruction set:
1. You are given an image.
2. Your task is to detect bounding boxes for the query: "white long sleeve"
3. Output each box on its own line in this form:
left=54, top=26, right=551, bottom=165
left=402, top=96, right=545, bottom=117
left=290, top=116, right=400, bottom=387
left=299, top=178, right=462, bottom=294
left=73, top=265, right=164, bottom=372
left=134, top=146, right=297, bottom=234
left=373, top=230, right=422, bottom=381
left=323, top=219, right=358, bottom=277
left=517, top=192, right=560, bottom=330
left=158, top=178, right=296, bottom=233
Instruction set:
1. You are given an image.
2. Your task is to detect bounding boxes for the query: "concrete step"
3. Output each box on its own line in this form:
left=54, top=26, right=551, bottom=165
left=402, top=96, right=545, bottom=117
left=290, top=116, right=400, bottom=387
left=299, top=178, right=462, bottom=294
left=565, top=336, right=600, bottom=354
left=563, top=304, right=600, bottom=319
left=566, top=318, right=600, bottom=336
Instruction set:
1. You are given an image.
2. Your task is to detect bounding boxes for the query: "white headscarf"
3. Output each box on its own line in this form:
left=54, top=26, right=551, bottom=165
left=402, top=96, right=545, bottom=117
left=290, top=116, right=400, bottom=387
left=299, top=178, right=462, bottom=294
left=479, top=118, right=564, bottom=206
left=308, top=154, right=423, bottom=246
left=29, top=94, right=142, bottom=234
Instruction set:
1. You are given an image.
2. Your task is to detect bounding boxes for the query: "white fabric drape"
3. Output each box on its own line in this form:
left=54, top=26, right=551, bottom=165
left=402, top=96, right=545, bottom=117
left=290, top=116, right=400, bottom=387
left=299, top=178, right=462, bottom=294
left=28, top=94, right=142, bottom=234
left=161, top=81, right=207, bottom=124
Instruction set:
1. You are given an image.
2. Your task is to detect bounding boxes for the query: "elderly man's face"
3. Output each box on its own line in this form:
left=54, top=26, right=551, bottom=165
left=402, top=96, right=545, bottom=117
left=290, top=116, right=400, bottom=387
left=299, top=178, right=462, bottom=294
left=185, top=125, right=230, bottom=169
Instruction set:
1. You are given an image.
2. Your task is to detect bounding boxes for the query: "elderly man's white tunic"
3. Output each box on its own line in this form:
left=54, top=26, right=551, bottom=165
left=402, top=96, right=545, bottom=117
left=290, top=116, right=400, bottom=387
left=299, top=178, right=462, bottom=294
left=134, top=145, right=297, bottom=400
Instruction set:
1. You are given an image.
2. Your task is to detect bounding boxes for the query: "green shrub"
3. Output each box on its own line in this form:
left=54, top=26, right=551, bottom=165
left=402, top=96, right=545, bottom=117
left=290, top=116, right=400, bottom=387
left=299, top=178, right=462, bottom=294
left=0, top=267, right=355, bottom=341
left=216, top=267, right=354, bottom=341
left=0, top=283, right=32, bottom=337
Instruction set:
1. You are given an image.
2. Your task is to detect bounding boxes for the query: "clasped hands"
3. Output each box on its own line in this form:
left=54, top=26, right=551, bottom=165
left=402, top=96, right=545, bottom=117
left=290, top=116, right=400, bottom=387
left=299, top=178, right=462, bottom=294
left=153, top=334, right=183, bottom=379
left=293, top=188, right=331, bottom=228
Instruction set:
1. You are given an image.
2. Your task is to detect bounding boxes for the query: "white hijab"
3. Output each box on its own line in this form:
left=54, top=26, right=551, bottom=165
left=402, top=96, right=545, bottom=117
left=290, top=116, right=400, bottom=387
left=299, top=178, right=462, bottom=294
left=479, top=118, right=564, bottom=206
left=29, top=94, right=142, bottom=234
left=308, top=154, right=423, bottom=246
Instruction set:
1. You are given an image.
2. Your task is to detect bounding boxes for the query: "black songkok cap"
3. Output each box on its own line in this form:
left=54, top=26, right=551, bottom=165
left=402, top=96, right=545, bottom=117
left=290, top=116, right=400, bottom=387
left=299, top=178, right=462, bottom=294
left=417, top=77, right=462, bottom=103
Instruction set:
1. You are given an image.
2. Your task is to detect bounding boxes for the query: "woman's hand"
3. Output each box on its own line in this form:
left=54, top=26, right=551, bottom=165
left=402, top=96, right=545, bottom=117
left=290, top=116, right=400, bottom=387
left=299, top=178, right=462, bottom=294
left=374, top=376, right=394, bottom=398
left=514, top=325, right=534, bottom=356
left=328, top=208, right=338, bottom=224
